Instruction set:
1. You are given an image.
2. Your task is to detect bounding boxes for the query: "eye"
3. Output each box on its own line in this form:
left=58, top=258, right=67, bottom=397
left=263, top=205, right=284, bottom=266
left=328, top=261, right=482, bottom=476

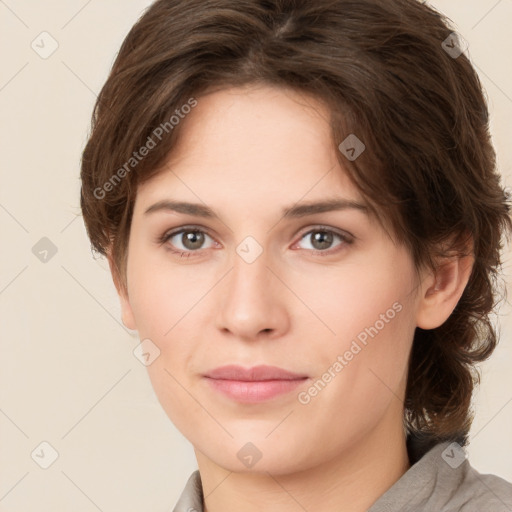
left=159, top=227, right=216, bottom=255
left=294, top=227, right=353, bottom=255
left=158, top=225, right=354, bottom=258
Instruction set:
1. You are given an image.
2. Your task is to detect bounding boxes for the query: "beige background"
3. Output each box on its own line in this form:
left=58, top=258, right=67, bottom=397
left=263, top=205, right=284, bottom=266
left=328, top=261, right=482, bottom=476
left=0, top=1, right=511, bottom=510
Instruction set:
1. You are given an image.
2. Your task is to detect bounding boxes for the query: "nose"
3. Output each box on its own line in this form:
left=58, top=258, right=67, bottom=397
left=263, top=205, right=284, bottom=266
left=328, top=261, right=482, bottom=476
left=215, top=248, right=290, bottom=341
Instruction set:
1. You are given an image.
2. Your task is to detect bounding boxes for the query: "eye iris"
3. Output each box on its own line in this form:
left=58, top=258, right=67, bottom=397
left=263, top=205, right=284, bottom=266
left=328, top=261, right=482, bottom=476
left=175, top=230, right=337, bottom=251
left=312, top=231, right=333, bottom=250
left=182, top=231, right=204, bottom=250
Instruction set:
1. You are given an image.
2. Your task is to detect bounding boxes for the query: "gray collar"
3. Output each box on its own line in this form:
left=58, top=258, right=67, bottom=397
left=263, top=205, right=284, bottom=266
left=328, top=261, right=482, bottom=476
left=171, top=441, right=512, bottom=511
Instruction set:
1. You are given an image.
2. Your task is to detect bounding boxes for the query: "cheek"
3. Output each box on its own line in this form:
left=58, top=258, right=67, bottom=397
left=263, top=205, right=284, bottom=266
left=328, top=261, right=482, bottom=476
left=339, top=261, right=416, bottom=377
left=126, top=257, right=201, bottom=428
left=126, top=248, right=199, bottom=338
left=125, top=254, right=209, bottom=389
left=129, top=277, right=170, bottom=338
left=296, top=298, right=414, bottom=444
left=299, top=255, right=417, bottom=409
left=294, top=254, right=416, bottom=355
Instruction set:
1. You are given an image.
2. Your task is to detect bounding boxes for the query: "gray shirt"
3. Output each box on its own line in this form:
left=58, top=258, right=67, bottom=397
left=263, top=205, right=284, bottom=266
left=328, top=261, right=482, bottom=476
left=172, top=441, right=512, bottom=511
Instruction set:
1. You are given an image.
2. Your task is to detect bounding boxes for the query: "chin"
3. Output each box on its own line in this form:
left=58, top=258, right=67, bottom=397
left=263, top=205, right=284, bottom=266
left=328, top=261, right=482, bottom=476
left=195, top=434, right=318, bottom=475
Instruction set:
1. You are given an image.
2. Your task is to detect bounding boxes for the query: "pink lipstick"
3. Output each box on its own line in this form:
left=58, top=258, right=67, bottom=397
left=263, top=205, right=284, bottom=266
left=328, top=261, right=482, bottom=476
left=203, top=365, right=309, bottom=403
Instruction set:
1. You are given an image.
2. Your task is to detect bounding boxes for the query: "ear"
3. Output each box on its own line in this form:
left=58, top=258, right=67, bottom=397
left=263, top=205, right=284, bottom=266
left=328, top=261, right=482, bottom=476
left=416, top=240, right=474, bottom=330
left=106, top=250, right=137, bottom=331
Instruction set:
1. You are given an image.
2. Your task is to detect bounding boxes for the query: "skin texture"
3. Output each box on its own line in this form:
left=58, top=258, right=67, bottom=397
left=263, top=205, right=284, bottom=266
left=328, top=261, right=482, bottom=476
left=108, top=85, right=474, bottom=512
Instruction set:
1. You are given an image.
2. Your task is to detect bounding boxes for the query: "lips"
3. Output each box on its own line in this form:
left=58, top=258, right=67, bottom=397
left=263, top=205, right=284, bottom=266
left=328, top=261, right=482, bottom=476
left=204, top=364, right=308, bottom=381
left=203, top=365, right=309, bottom=403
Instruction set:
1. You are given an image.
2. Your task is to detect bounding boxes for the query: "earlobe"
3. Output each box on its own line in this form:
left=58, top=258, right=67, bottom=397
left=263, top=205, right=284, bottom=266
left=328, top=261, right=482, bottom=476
left=106, top=250, right=137, bottom=331
left=118, top=291, right=137, bottom=331
left=416, top=251, right=474, bottom=330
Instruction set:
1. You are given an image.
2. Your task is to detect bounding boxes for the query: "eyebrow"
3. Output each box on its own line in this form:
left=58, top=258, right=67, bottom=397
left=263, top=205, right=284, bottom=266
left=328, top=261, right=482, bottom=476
left=144, top=198, right=369, bottom=219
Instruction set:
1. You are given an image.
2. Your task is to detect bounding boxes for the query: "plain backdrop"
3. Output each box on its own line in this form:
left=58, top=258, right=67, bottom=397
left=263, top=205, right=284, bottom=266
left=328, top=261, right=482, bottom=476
left=0, top=1, right=511, bottom=511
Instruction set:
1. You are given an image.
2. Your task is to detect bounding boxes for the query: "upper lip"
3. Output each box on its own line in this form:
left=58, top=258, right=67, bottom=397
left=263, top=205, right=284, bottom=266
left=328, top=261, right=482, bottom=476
left=204, top=365, right=308, bottom=381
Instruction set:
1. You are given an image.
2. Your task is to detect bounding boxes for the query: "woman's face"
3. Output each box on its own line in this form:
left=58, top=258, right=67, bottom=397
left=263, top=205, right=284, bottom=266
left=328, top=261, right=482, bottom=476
left=119, top=85, right=425, bottom=474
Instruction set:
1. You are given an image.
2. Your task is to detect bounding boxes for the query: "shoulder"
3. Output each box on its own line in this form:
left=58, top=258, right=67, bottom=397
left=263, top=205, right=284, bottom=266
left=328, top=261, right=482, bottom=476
left=370, top=440, right=512, bottom=512
left=420, top=441, right=512, bottom=511
left=439, top=450, right=512, bottom=511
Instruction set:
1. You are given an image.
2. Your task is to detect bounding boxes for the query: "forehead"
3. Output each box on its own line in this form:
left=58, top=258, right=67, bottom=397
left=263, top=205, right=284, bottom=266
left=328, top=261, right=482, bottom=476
left=135, top=85, right=365, bottom=209
left=171, top=85, right=332, bottom=168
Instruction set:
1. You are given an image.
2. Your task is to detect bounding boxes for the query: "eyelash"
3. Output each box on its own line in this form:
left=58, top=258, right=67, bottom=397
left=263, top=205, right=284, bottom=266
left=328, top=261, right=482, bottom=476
left=157, top=224, right=354, bottom=258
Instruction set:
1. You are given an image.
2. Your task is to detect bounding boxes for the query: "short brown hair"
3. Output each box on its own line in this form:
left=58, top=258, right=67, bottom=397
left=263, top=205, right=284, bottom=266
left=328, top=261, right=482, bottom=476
left=80, top=0, right=512, bottom=447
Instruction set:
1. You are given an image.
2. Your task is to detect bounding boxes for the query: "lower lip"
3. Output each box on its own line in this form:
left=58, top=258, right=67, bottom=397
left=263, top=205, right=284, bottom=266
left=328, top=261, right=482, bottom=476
left=204, top=377, right=307, bottom=403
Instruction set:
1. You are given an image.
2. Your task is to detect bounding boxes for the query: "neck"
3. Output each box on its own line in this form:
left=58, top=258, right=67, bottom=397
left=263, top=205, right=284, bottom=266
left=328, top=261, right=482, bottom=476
left=196, top=413, right=410, bottom=512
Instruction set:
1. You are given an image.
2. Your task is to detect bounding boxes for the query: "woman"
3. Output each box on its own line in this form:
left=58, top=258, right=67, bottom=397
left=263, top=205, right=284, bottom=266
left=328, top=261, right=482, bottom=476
left=80, top=0, right=512, bottom=510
